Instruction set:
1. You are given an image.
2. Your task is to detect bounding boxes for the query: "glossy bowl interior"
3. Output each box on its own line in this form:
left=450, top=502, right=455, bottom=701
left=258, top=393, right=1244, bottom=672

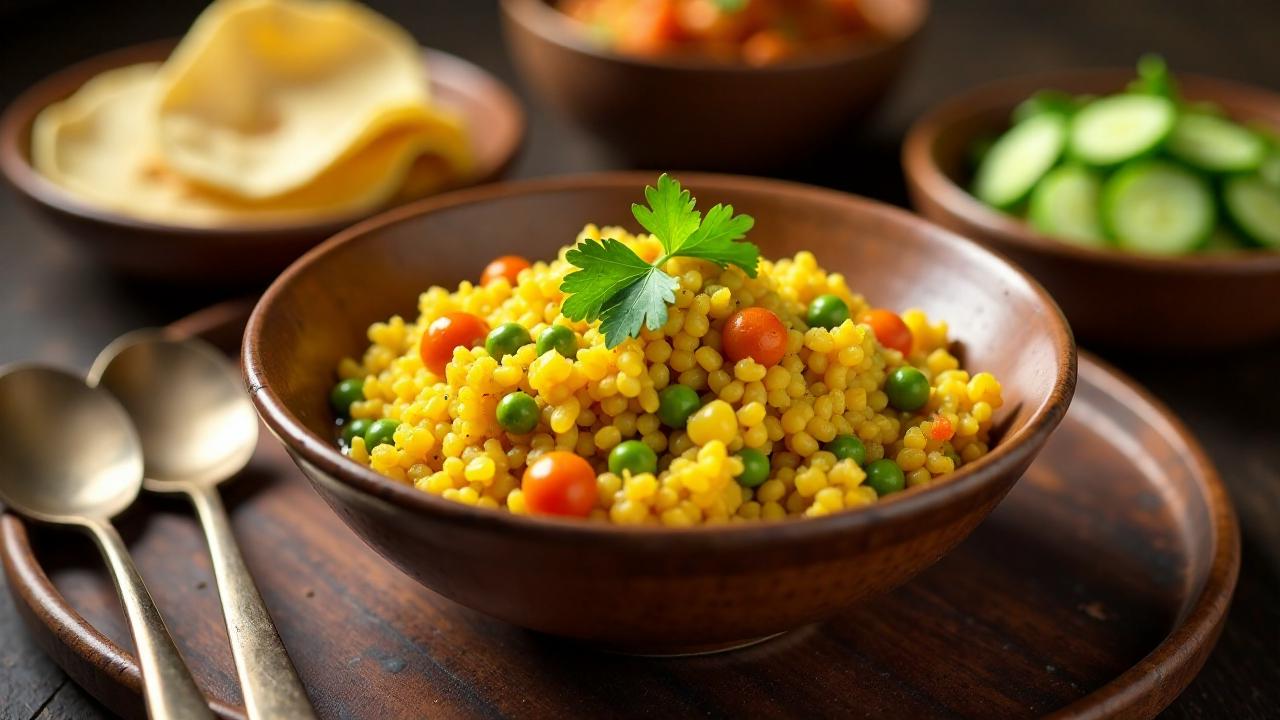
left=903, top=69, right=1280, bottom=349
left=243, top=172, right=1076, bottom=653
left=500, top=0, right=926, bottom=170
left=0, top=40, right=524, bottom=283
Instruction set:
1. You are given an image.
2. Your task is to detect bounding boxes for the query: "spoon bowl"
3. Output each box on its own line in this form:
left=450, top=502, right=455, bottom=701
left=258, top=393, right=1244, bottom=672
left=0, top=365, right=143, bottom=522
left=89, top=332, right=258, bottom=489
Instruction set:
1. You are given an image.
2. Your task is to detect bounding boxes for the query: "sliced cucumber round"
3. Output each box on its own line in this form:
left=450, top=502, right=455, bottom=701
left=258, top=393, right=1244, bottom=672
left=1166, top=113, right=1267, bottom=173
left=1027, top=165, right=1107, bottom=247
left=1223, top=175, right=1280, bottom=249
left=1101, top=160, right=1215, bottom=254
left=973, top=113, right=1067, bottom=209
left=1069, top=94, right=1177, bottom=166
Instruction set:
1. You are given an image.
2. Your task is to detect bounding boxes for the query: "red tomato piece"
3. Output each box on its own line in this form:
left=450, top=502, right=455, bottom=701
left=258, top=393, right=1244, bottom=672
left=480, top=255, right=530, bottom=286
left=722, top=307, right=788, bottom=367
left=420, top=312, right=490, bottom=376
left=929, top=415, right=954, bottom=442
left=619, top=0, right=681, bottom=55
left=742, top=30, right=794, bottom=66
left=522, top=452, right=598, bottom=517
left=860, top=309, right=913, bottom=355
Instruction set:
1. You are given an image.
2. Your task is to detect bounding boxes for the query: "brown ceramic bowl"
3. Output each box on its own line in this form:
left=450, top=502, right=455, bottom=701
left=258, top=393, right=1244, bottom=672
left=243, top=172, right=1076, bottom=654
left=903, top=69, right=1280, bottom=350
left=0, top=40, right=524, bottom=283
left=500, top=0, right=926, bottom=170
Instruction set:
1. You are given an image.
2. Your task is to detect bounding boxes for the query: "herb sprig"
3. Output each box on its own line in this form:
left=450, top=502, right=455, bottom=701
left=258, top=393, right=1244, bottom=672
left=561, top=174, right=758, bottom=348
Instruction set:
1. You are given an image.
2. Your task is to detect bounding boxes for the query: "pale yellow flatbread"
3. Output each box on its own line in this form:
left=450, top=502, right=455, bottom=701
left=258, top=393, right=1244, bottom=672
left=33, top=63, right=466, bottom=226
left=153, top=0, right=471, bottom=200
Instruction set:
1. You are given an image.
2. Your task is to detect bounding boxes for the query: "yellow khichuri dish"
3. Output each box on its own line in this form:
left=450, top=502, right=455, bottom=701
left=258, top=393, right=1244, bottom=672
left=32, top=0, right=471, bottom=226
left=328, top=176, right=1003, bottom=525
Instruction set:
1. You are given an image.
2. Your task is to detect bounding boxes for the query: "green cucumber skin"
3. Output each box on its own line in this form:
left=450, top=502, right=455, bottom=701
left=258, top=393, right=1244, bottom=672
left=1203, top=226, right=1251, bottom=253
left=1222, top=176, right=1280, bottom=249
left=1128, top=54, right=1179, bottom=100
left=1260, top=153, right=1280, bottom=190
left=1068, top=95, right=1177, bottom=168
left=1012, top=90, right=1082, bottom=125
left=968, top=135, right=996, bottom=170
left=1100, top=160, right=1216, bottom=254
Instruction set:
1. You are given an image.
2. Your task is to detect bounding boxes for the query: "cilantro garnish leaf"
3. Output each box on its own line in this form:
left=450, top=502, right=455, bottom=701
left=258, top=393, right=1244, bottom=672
left=561, top=174, right=759, bottom=347
left=670, top=202, right=757, bottom=276
left=631, top=174, right=700, bottom=254
left=561, top=238, right=652, bottom=322
left=599, top=268, right=680, bottom=348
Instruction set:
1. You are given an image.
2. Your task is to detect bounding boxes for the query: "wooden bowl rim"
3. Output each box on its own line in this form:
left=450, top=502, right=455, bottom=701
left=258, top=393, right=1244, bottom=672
left=1, top=299, right=1236, bottom=719
left=499, top=0, right=929, bottom=73
left=1046, top=353, right=1240, bottom=719
left=902, top=67, right=1280, bottom=275
left=0, top=38, right=526, bottom=238
left=243, top=171, right=1078, bottom=546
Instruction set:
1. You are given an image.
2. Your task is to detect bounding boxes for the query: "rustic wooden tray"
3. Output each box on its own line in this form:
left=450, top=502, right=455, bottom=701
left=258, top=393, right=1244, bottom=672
left=0, top=301, right=1239, bottom=719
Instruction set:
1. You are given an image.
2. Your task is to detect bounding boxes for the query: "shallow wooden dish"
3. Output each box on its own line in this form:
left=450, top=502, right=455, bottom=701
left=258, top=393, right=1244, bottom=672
left=2, top=301, right=1236, bottom=719
left=244, top=172, right=1075, bottom=654
left=0, top=40, right=525, bottom=283
left=500, top=0, right=926, bottom=170
left=902, top=69, right=1280, bottom=349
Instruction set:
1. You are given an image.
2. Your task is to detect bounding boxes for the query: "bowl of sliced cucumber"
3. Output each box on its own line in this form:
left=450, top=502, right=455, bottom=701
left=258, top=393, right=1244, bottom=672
left=903, top=56, right=1280, bottom=349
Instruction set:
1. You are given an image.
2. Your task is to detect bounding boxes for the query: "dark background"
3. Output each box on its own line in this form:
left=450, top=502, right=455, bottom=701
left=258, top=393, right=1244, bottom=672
left=1, top=1, right=1277, bottom=718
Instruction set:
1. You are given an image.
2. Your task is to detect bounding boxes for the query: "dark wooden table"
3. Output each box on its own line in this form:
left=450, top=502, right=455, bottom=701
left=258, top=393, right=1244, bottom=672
left=1, top=1, right=1276, bottom=718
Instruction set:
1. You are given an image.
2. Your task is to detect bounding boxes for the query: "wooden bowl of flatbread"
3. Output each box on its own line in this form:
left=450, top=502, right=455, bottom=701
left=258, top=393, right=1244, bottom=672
left=0, top=35, right=523, bottom=283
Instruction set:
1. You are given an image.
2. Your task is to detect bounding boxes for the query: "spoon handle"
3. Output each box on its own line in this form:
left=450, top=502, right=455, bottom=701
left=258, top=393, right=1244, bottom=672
left=187, top=484, right=317, bottom=720
left=84, top=518, right=214, bottom=720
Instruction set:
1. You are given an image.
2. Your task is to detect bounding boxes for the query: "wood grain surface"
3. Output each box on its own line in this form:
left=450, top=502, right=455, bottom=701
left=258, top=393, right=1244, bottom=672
left=0, top=298, right=1238, bottom=719
left=0, top=1, right=1277, bottom=718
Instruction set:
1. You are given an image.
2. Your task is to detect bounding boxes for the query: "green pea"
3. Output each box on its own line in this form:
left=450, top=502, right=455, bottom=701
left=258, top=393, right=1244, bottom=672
left=364, top=419, right=401, bottom=449
left=885, top=366, right=930, bottom=412
left=826, top=435, right=867, bottom=466
left=329, top=378, right=364, bottom=417
left=735, top=448, right=770, bottom=488
left=608, top=440, right=658, bottom=476
left=944, top=448, right=963, bottom=468
left=657, top=384, right=701, bottom=429
left=341, top=418, right=372, bottom=447
left=806, top=294, right=850, bottom=330
left=866, top=459, right=906, bottom=496
left=496, top=391, right=540, bottom=434
left=485, top=322, right=532, bottom=360
left=536, top=324, right=579, bottom=359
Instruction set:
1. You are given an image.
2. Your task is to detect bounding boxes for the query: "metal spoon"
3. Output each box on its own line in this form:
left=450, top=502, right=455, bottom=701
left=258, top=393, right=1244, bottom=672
left=90, top=332, right=316, bottom=720
left=0, top=365, right=213, bottom=720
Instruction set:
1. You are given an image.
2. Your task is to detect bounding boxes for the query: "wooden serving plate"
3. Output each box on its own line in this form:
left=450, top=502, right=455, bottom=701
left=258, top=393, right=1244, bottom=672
left=1, top=301, right=1238, bottom=719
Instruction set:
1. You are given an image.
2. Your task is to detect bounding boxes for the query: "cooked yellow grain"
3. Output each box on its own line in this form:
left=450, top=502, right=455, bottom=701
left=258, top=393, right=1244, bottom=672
left=337, top=225, right=1003, bottom=524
